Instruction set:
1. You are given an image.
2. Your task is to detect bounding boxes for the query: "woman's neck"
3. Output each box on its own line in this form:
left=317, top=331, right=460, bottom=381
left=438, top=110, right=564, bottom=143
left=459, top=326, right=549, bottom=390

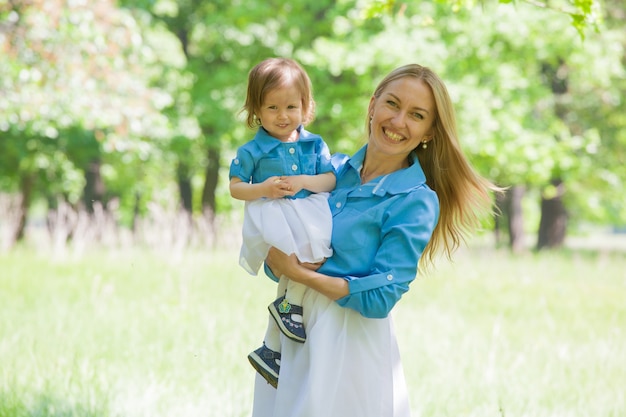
left=360, top=151, right=409, bottom=184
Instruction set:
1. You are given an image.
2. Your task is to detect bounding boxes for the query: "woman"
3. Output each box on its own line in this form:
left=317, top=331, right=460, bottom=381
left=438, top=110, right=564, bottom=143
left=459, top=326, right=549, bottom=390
left=254, top=64, right=499, bottom=417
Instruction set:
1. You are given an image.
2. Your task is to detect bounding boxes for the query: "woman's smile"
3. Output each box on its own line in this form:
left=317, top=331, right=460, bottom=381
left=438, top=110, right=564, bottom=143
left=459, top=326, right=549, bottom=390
left=383, top=127, right=405, bottom=143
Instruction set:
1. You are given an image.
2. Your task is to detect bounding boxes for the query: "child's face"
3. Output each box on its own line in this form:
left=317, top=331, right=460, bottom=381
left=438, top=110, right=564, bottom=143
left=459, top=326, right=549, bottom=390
left=257, top=84, right=304, bottom=141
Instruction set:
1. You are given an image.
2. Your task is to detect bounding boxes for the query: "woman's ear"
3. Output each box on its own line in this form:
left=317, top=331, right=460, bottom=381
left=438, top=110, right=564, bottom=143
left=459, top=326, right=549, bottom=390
left=424, top=128, right=435, bottom=142
left=368, top=96, right=376, bottom=118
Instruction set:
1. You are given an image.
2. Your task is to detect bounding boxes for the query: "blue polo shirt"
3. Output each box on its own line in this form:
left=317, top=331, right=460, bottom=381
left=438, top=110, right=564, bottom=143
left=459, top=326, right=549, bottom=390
left=229, top=126, right=334, bottom=200
left=265, top=145, right=439, bottom=319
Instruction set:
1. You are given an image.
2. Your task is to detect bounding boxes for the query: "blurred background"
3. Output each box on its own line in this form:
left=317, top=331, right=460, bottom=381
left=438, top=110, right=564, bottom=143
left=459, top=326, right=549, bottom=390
left=1, top=0, right=624, bottom=254
left=1, top=2, right=625, bottom=416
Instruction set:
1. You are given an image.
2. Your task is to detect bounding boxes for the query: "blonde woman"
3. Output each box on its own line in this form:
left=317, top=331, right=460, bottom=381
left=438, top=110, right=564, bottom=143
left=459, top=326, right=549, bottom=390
left=257, top=64, right=500, bottom=416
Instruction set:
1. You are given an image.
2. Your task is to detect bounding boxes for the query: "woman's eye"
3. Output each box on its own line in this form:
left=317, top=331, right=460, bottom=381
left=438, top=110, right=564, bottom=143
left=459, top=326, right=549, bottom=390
left=413, top=112, right=424, bottom=120
left=386, top=100, right=397, bottom=107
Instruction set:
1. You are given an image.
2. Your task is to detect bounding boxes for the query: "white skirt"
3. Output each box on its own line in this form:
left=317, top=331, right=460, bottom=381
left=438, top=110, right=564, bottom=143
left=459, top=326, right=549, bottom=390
left=252, top=288, right=411, bottom=417
left=239, top=193, right=333, bottom=275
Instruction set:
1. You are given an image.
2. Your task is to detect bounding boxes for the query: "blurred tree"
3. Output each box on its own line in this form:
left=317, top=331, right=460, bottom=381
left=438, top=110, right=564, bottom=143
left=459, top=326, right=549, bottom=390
left=1, top=0, right=624, bottom=252
left=301, top=0, right=624, bottom=249
left=362, top=0, right=604, bottom=37
left=0, top=0, right=171, bottom=245
left=118, top=0, right=357, bottom=224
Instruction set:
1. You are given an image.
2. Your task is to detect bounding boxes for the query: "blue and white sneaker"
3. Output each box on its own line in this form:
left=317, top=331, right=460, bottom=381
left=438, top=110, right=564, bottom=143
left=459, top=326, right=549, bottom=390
left=248, top=344, right=280, bottom=388
left=268, top=295, right=306, bottom=343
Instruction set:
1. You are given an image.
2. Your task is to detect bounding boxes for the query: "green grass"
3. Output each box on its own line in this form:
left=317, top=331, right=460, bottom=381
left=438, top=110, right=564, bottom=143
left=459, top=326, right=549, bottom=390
left=1, top=246, right=624, bottom=417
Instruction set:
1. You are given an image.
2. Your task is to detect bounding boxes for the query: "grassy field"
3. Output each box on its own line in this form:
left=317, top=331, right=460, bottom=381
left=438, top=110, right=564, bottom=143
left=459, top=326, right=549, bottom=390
left=0, top=245, right=624, bottom=417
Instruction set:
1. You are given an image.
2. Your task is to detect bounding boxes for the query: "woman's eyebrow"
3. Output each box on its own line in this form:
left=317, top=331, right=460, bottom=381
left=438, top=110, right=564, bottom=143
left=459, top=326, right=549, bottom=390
left=387, top=92, right=430, bottom=114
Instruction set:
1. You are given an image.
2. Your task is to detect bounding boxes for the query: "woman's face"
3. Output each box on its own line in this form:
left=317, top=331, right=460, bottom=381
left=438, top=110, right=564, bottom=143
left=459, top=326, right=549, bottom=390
left=368, top=77, right=435, bottom=159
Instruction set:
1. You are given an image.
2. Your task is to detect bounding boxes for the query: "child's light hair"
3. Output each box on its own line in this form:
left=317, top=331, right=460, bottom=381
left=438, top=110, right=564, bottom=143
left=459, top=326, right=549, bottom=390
left=242, top=58, right=316, bottom=128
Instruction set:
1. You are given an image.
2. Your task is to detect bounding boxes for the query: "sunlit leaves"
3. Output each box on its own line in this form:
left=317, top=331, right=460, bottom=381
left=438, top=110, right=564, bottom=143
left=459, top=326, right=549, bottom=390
left=359, top=0, right=603, bottom=38
left=0, top=0, right=174, bottom=217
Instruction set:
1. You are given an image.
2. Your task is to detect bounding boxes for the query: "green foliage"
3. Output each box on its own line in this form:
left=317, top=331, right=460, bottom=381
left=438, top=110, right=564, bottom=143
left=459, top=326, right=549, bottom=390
left=363, top=0, right=604, bottom=38
left=347, top=0, right=624, bottom=225
left=0, top=0, right=174, bottom=214
left=1, top=0, right=625, bottom=230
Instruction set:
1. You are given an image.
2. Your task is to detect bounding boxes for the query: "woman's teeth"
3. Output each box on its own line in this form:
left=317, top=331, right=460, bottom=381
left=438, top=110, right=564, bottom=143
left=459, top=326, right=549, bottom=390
left=384, top=129, right=403, bottom=142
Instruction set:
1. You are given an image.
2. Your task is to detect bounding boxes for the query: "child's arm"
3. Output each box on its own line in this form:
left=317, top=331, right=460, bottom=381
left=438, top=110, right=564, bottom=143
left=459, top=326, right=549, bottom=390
left=230, top=176, right=293, bottom=201
left=278, top=172, right=336, bottom=195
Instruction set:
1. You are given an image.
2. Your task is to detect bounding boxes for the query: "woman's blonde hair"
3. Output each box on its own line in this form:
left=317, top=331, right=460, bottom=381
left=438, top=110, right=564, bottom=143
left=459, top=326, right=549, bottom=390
left=369, top=64, right=501, bottom=268
left=242, top=57, right=316, bottom=128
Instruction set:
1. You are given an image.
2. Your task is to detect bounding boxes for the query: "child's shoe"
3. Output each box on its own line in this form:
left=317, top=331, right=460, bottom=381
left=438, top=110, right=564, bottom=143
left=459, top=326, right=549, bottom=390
left=248, top=344, right=280, bottom=388
left=268, top=296, right=306, bottom=343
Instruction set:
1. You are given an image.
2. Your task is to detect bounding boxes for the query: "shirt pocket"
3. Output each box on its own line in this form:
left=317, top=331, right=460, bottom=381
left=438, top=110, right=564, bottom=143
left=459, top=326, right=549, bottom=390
left=300, top=154, right=318, bottom=175
left=255, top=158, right=284, bottom=182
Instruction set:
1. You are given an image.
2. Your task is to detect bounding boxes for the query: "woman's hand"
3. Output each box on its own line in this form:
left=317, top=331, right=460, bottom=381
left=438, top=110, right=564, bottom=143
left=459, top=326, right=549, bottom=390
left=266, top=247, right=348, bottom=300
left=300, top=260, right=325, bottom=272
left=266, top=247, right=301, bottom=280
left=266, top=247, right=325, bottom=281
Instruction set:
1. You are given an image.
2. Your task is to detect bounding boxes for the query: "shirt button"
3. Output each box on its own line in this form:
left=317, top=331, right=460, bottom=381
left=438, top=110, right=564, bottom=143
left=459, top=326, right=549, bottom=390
left=289, top=148, right=295, bottom=154
left=291, top=164, right=298, bottom=171
left=335, top=202, right=342, bottom=208
left=386, top=274, right=393, bottom=281
left=234, top=159, right=240, bottom=165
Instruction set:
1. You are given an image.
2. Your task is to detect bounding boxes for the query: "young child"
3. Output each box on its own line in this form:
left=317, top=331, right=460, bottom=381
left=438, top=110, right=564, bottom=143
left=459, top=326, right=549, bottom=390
left=229, top=58, right=335, bottom=388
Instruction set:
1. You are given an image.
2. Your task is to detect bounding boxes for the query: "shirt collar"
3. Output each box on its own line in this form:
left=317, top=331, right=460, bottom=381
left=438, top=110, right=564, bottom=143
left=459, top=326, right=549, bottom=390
left=348, top=145, right=428, bottom=195
left=252, top=125, right=322, bottom=153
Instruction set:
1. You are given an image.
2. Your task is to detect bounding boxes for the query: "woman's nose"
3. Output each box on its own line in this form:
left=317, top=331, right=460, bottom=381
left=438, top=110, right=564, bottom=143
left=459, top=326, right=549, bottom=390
left=390, top=110, right=407, bottom=127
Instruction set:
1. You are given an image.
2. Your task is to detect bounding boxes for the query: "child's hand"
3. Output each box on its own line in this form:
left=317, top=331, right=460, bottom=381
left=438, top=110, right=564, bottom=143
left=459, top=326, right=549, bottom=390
left=263, top=176, right=295, bottom=199
left=276, top=175, right=304, bottom=194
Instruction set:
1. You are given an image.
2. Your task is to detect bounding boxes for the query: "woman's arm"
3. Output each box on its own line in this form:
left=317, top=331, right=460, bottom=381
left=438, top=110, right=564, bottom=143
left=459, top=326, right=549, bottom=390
left=266, top=187, right=439, bottom=318
left=265, top=248, right=349, bottom=300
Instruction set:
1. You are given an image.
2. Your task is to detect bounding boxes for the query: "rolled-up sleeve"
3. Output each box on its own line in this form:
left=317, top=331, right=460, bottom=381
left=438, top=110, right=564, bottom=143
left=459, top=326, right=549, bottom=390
left=336, top=188, right=439, bottom=318
left=229, top=148, right=255, bottom=182
left=317, top=141, right=334, bottom=175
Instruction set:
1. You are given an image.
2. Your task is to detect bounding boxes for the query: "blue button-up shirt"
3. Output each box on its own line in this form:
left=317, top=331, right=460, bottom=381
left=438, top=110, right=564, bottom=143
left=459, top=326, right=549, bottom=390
left=229, top=126, right=334, bottom=199
left=321, top=145, right=439, bottom=318
left=266, top=145, right=440, bottom=318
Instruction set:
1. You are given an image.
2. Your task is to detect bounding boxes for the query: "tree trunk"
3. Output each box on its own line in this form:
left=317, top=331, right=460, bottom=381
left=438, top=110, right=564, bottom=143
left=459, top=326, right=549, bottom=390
left=131, top=191, right=141, bottom=233
left=83, top=157, right=106, bottom=213
left=13, top=173, right=34, bottom=243
left=494, top=188, right=506, bottom=248
left=507, top=185, right=526, bottom=253
left=201, top=146, right=220, bottom=221
left=536, top=179, right=567, bottom=250
left=176, top=161, right=193, bottom=214
left=536, top=58, right=569, bottom=251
